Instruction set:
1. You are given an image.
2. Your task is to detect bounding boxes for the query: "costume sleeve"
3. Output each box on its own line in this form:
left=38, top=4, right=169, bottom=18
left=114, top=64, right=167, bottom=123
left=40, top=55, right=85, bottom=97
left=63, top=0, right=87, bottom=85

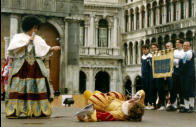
left=174, top=50, right=185, bottom=59
left=7, top=34, right=29, bottom=58
left=88, top=92, right=111, bottom=111
left=34, top=35, right=51, bottom=57
left=107, top=91, right=126, bottom=101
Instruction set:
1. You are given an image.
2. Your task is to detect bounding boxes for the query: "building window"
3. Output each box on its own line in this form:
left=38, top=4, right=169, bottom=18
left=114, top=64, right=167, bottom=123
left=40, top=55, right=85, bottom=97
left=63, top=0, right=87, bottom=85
left=80, top=21, right=85, bottom=46
left=173, top=2, right=177, bottom=21
left=188, top=0, right=192, bottom=17
left=124, top=43, right=128, bottom=65
left=147, top=4, right=151, bottom=27
left=131, top=9, right=134, bottom=31
left=153, top=2, right=157, bottom=26
left=125, top=10, right=129, bottom=32
left=136, top=8, right=139, bottom=30
left=181, top=1, right=184, bottom=19
left=166, top=0, right=171, bottom=22
left=98, top=19, right=108, bottom=47
left=159, top=0, right=164, bottom=24
left=129, top=43, right=133, bottom=64
left=135, top=42, right=138, bottom=64
left=141, top=7, right=145, bottom=28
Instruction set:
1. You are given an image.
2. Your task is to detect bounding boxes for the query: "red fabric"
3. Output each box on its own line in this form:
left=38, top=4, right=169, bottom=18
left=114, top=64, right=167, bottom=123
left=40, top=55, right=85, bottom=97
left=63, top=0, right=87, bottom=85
left=13, top=60, right=45, bottom=78
left=96, top=111, right=117, bottom=121
left=9, top=92, right=48, bottom=100
left=1, top=58, right=9, bottom=93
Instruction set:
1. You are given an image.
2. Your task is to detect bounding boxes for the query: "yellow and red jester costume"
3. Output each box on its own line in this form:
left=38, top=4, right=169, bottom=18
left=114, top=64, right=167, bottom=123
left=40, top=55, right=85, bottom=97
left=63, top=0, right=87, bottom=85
left=78, top=90, right=145, bottom=122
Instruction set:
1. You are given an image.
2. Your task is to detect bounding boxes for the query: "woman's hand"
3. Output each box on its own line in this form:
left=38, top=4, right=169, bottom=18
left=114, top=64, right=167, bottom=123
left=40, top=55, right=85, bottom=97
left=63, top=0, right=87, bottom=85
left=50, top=46, right=61, bottom=51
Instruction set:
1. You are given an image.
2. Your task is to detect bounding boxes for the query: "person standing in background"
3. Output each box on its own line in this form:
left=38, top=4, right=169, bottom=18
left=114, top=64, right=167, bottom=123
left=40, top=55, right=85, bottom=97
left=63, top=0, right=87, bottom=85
left=164, top=42, right=174, bottom=109
left=2, top=57, right=13, bottom=95
left=166, top=39, right=184, bottom=111
left=141, top=44, right=153, bottom=109
left=1, top=58, right=7, bottom=100
left=179, top=41, right=195, bottom=113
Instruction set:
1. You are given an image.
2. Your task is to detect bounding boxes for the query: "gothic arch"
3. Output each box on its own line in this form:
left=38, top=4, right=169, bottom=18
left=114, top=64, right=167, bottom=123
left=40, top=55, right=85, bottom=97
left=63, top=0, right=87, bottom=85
left=47, top=18, right=64, bottom=38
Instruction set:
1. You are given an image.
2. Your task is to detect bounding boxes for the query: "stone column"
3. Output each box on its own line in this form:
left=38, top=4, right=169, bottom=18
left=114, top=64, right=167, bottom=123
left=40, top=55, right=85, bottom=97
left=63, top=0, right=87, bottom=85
left=58, top=36, right=66, bottom=94
left=85, top=24, right=88, bottom=47
left=111, top=70, right=117, bottom=91
left=127, top=44, right=130, bottom=65
left=178, top=1, right=181, bottom=20
left=171, top=2, right=174, bottom=22
left=121, top=9, right=125, bottom=33
left=144, top=6, right=148, bottom=28
left=95, top=25, right=98, bottom=47
left=108, top=27, right=111, bottom=48
left=113, top=16, right=118, bottom=48
left=145, top=6, right=148, bottom=28
left=138, top=43, right=141, bottom=64
left=151, top=8, right=155, bottom=26
left=64, top=17, right=80, bottom=94
left=134, top=10, right=137, bottom=30
left=87, top=69, right=94, bottom=91
left=139, top=9, right=143, bottom=29
left=157, top=6, right=160, bottom=25
left=89, top=14, right=95, bottom=55
left=61, top=20, right=69, bottom=94
left=128, top=9, right=131, bottom=32
left=132, top=43, right=136, bottom=64
left=185, top=0, right=189, bottom=18
left=10, top=14, right=19, bottom=40
left=4, top=37, right=10, bottom=58
left=89, top=14, right=95, bottom=47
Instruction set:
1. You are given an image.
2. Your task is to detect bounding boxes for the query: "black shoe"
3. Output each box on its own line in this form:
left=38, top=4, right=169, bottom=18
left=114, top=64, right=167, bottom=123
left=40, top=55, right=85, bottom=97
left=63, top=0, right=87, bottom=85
left=166, top=105, right=177, bottom=112
left=179, top=107, right=189, bottom=113
left=187, top=107, right=194, bottom=113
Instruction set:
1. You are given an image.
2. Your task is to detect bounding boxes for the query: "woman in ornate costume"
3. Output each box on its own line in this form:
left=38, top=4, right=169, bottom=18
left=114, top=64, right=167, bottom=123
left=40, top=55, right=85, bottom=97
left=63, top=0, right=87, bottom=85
left=5, top=15, right=60, bottom=118
left=76, top=90, right=145, bottom=122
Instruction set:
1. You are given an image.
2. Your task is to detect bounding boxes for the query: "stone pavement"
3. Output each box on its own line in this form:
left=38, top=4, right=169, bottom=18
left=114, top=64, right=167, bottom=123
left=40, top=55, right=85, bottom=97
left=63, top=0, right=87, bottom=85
left=1, top=101, right=196, bottom=127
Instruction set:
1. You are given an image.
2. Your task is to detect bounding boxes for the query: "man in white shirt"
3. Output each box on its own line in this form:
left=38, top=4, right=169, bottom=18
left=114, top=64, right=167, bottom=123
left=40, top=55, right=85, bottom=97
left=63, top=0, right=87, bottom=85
left=179, top=41, right=195, bottom=113
left=166, top=39, right=184, bottom=111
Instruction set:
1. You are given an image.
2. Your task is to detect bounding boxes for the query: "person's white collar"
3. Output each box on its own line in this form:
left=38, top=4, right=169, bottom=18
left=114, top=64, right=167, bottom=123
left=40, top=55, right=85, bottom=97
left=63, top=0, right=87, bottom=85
left=122, top=101, right=130, bottom=116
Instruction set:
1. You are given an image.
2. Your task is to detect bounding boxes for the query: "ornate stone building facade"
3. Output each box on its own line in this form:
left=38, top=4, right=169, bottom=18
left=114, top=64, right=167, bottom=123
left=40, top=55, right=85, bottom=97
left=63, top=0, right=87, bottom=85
left=1, top=0, right=196, bottom=95
left=79, top=0, right=196, bottom=95
left=122, top=0, right=196, bottom=94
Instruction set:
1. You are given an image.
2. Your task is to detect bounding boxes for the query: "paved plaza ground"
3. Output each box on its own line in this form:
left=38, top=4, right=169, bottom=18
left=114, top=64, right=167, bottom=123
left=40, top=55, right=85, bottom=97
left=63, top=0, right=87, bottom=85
left=1, top=101, right=196, bottom=127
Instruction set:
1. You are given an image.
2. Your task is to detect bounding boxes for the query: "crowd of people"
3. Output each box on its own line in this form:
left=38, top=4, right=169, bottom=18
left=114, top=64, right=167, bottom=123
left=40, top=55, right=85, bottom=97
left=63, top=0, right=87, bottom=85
left=141, top=39, right=195, bottom=113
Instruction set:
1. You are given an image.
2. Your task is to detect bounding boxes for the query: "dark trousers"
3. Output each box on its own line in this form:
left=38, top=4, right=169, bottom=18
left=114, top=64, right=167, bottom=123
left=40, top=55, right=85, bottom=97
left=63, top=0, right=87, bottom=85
left=156, top=78, right=165, bottom=106
left=151, top=79, right=157, bottom=106
left=142, top=77, right=151, bottom=105
left=172, top=68, right=184, bottom=105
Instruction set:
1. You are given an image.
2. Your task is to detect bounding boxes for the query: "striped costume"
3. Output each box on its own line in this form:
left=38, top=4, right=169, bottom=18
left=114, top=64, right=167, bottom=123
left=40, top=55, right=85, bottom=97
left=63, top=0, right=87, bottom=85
left=80, top=90, right=145, bottom=122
